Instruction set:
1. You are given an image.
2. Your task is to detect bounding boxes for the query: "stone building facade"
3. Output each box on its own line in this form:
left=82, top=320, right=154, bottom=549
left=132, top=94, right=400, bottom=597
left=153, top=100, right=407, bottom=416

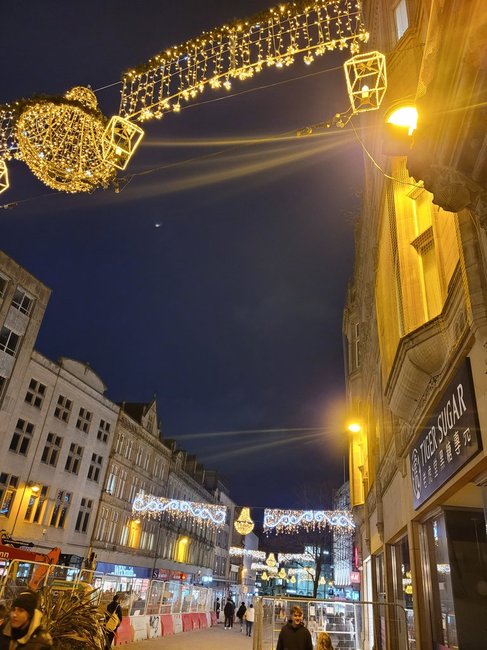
left=343, top=1, right=487, bottom=649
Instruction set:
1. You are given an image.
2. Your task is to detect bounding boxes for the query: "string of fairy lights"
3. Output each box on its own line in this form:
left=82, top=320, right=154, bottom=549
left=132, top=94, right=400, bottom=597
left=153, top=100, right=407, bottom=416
left=0, top=0, right=388, bottom=196
left=131, top=491, right=355, bottom=535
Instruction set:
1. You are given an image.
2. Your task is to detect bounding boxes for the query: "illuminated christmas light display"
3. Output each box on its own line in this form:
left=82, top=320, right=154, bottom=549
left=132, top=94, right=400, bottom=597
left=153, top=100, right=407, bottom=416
left=230, top=547, right=266, bottom=560
left=15, top=87, right=117, bottom=193
left=132, top=491, right=226, bottom=528
left=264, top=509, right=355, bottom=533
left=252, top=563, right=278, bottom=573
left=266, top=552, right=277, bottom=567
left=278, top=552, right=315, bottom=563
left=0, top=0, right=378, bottom=194
left=234, top=506, right=255, bottom=535
left=120, top=0, right=368, bottom=122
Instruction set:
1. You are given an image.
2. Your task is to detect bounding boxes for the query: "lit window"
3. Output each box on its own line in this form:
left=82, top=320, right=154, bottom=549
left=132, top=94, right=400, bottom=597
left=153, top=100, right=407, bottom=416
left=0, top=327, right=20, bottom=357
left=25, top=485, right=48, bottom=523
left=0, top=473, right=19, bottom=517
left=394, top=0, right=409, bottom=41
left=25, top=378, right=47, bottom=408
left=65, top=443, right=84, bottom=474
left=41, top=433, right=63, bottom=467
left=54, top=394, right=72, bottom=423
left=11, top=287, right=34, bottom=316
left=10, top=419, right=34, bottom=455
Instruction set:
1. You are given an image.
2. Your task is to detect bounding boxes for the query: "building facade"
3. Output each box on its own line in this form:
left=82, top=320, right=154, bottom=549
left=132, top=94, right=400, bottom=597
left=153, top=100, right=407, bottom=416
left=0, top=249, right=234, bottom=589
left=343, top=1, right=487, bottom=649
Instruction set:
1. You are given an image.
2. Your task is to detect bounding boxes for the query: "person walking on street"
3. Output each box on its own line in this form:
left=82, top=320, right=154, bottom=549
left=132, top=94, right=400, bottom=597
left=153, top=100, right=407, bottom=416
left=215, top=598, right=221, bottom=623
left=245, top=603, right=255, bottom=637
left=104, top=594, right=123, bottom=649
left=236, top=603, right=247, bottom=632
left=276, top=605, right=313, bottom=650
left=0, top=591, right=52, bottom=650
left=316, top=632, right=334, bottom=650
left=223, top=598, right=235, bottom=629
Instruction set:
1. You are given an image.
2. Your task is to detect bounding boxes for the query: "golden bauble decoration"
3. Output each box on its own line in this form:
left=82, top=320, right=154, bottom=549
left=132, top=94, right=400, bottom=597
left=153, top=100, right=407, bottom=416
left=15, top=86, right=116, bottom=193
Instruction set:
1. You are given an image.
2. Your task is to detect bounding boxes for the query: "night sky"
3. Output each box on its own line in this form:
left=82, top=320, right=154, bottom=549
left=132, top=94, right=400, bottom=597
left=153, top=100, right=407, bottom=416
left=1, top=1, right=363, bottom=512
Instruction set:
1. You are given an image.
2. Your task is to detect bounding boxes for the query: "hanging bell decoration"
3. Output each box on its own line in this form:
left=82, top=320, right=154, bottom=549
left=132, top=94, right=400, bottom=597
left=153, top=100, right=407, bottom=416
left=234, top=507, right=255, bottom=535
left=266, top=552, right=277, bottom=568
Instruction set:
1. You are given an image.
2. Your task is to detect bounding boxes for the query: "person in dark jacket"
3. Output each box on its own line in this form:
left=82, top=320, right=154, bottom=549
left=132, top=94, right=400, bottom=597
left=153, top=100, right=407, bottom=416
left=276, top=605, right=313, bottom=650
left=223, top=598, right=235, bottom=629
left=0, top=590, right=52, bottom=650
left=236, top=602, right=247, bottom=632
left=104, top=594, right=123, bottom=649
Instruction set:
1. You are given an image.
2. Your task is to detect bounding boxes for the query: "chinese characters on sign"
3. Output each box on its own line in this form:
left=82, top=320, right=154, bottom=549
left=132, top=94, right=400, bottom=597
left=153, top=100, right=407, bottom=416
left=410, top=359, right=482, bottom=509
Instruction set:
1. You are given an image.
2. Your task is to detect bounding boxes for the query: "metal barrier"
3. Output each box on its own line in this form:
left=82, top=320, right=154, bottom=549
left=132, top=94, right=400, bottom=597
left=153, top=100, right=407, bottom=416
left=0, top=559, right=213, bottom=617
left=254, top=596, right=411, bottom=650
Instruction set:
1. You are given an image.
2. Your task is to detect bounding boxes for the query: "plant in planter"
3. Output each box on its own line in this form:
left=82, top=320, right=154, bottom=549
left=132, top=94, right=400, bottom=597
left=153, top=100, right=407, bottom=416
left=38, top=587, right=106, bottom=650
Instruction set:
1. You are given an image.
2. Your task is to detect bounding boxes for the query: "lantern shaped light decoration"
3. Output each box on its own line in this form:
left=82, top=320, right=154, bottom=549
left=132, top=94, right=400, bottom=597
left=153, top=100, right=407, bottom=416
left=290, top=575, right=296, bottom=584
left=278, top=568, right=287, bottom=580
left=266, top=553, right=277, bottom=568
left=261, top=571, right=269, bottom=581
left=319, top=576, right=326, bottom=585
left=0, top=159, right=8, bottom=194
left=344, top=51, right=387, bottom=114
left=234, top=506, right=255, bottom=535
left=102, top=115, right=144, bottom=170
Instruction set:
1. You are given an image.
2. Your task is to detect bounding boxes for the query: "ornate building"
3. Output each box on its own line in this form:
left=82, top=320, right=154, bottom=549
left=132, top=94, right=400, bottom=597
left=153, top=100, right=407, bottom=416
left=343, top=1, right=487, bottom=649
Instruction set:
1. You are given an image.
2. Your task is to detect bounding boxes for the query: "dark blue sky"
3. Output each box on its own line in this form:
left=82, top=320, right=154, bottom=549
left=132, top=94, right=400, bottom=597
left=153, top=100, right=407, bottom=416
left=1, top=1, right=363, bottom=509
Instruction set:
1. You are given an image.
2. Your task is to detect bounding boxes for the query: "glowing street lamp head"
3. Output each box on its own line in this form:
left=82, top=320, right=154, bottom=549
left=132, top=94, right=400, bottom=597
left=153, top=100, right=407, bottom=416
left=348, top=422, right=362, bottom=433
left=386, top=106, right=418, bottom=136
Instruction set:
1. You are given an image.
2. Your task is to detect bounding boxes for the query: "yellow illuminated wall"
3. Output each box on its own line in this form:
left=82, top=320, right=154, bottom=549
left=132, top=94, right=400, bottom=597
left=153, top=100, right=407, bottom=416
left=175, top=536, right=189, bottom=563
left=375, top=158, right=461, bottom=381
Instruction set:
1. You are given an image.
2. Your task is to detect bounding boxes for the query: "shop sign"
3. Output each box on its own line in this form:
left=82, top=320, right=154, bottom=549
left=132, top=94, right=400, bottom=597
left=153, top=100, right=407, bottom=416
left=410, top=358, right=482, bottom=509
left=96, top=562, right=151, bottom=578
left=350, top=571, right=361, bottom=584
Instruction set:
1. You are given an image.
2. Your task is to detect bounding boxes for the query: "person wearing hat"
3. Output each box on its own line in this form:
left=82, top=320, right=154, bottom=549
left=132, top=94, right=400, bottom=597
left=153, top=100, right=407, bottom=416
left=0, top=590, right=52, bottom=650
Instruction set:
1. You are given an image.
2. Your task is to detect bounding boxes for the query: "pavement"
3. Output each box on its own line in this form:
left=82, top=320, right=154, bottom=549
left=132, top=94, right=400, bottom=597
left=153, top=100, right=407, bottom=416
left=118, top=624, right=255, bottom=650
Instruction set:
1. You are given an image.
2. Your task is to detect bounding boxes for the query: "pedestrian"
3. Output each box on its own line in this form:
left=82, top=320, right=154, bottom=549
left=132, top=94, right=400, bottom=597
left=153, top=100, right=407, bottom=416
left=236, top=602, right=247, bottom=632
left=244, top=603, right=255, bottom=637
left=316, top=631, right=334, bottom=650
left=0, top=590, right=52, bottom=650
left=0, top=604, right=7, bottom=627
left=223, top=597, right=235, bottom=629
left=104, top=594, right=123, bottom=649
left=215, top=597, right=221, bottom=622
left=276, top=605, right=313, bottom=650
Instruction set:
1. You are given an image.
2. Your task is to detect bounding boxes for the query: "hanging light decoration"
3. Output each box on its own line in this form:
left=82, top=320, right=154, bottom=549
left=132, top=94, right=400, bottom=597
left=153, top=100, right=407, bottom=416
left=319, top=576, right=326, bottom=585
left=264, top=509, right=355, bottom=534
left=266, top=552, right=277, bottom=567
left=15, top=87, right=116, bottom=193
left=290, top=575, right=296, bottom=584
left=234, top=506, right=255, bottom=535
left=0, top=159, right=8, bottom=194
left=261, top=571, right=269, bottom=581
left=102, top=115, right=144, bottom=170
left=344, top=50, right=387, bottom=114
left=278, top=568, right=287, bottom=579
left=132, top=491, right=226, bottom=528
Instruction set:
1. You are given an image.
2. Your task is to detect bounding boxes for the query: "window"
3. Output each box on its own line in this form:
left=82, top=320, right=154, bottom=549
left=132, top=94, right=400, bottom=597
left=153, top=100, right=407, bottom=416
left=76, top=407, right=92, bottom=433
left=25, top=378, right=47, bottom=408
left=50, top=490, right=71, bottom=528
left=54, top=395, right=72, bottom=423
left=9, top=419, right=34, bottom=455
left=0, top=327, right=20, bottom=357
left=25, top=485, right=48, bottom=523
left=0, top=376, right=6, bottom=401
left=41, top=433, right=63, bottom=467
left=0, top=473, right=18, bottom=517
left=11, top=288, right=34, bottom=316
left=87, top=453, right=103, bottom=482
left=0, top=276, right=7, bottom=298
left=394, top=0, right=408, bottom=40
left=65, top=443, right=83, bottom=474
left=75, top=497, right=93, bottom=533
left=97, top=419, right=111, bottom=443
left=116, top=468, right=127, bottom=499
